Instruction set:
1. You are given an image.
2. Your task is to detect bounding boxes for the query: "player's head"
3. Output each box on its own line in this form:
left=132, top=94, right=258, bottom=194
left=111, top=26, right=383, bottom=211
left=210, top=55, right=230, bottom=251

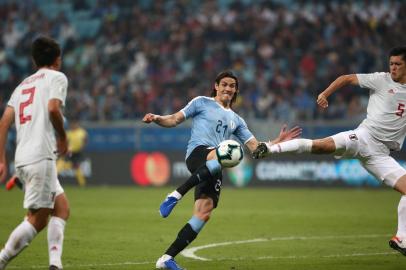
left=211, top=70, right=239, bottom=108
left=31, top=36, right=62, bottom=70
left=389, top=46, right=406, bottom=83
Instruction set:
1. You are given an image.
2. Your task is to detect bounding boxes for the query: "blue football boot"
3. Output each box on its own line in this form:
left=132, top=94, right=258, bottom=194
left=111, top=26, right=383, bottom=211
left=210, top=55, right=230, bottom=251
left=164, top=258, right=184, bottom=270
left=159, top=196, right=179, bottom=218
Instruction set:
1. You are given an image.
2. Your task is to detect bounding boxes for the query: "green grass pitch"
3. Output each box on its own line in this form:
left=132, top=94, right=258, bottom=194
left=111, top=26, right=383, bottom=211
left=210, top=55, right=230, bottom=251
left=0, top=186, right=405, bottom=269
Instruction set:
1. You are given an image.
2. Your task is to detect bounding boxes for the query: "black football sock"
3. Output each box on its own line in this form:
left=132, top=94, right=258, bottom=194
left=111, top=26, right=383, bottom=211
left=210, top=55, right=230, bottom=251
left=176, top=165, right=212, bottom=196
left=165, top=223, right=198, bottom=257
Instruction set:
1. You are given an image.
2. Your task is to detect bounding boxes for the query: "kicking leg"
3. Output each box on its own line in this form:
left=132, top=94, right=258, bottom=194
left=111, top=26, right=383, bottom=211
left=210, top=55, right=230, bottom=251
left=253, top=137, right=336, bottom=158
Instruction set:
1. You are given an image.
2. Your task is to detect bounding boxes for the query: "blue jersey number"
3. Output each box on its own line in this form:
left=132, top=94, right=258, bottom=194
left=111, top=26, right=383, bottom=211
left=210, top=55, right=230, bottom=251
left=216, top=120, right=228, bottom=138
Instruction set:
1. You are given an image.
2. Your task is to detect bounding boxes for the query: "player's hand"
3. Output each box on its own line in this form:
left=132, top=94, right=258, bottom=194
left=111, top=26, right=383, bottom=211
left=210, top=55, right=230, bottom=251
left=142, top=113, right=158, bottom=123
left=56, top=137, right=68, bottom=156
left=0, top=162, right=8, bottom=183
left=252, top=142, right=269, bottom=159
left=275, top=124, right=302, bottom=143
left=317, top=93, right=328, bottom=109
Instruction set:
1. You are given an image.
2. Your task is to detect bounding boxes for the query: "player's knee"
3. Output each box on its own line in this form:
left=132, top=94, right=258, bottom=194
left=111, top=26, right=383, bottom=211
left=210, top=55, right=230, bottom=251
left=53, top=195, right=70, bottom=220
left=55, top=205, right=70, bottom=221
left=195, top=211, right=211, bottom=222
left=394, top=174, right=406, bottom=194
left=312, top=138, right=336, bottom=154
left=27, top=212, right=49, bottom=232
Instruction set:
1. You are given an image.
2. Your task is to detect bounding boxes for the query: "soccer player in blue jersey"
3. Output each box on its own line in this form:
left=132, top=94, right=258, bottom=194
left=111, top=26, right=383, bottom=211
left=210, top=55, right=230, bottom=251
left=143, top=70, right=301, bottom=270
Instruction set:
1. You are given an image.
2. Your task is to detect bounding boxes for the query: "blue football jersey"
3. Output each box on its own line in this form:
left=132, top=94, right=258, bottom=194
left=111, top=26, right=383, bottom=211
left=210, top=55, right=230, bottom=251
left=181, top=96, right=254, bottom=159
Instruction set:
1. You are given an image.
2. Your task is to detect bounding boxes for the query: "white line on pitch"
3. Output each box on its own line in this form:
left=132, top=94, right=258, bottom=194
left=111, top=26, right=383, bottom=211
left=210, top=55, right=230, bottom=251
left=181, top=233, right=392, bottom=261
left=6, top=250, right=398, bottom=269
left=7, top=261, right=154, bottom=269
left=6, top=234, right=395, bottom=269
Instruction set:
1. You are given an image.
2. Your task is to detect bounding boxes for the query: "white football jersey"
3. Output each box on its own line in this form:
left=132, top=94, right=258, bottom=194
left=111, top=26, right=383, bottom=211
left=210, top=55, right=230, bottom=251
left=8, top=68, right=68, bottom=167
left=357, top=72, right=406, bottom=150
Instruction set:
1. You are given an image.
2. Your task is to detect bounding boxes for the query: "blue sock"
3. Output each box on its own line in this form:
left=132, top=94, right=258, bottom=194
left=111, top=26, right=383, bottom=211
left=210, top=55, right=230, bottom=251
left=188, top=215, right=206, bottom=233
left=206, top=159, right=221, bottom=176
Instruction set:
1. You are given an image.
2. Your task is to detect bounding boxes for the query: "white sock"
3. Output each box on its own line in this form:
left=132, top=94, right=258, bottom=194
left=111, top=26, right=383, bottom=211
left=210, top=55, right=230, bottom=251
left=0, top=220, right=37, bottom=264
left=267, top=139, right=313, bottom=154
left=169, top=190, right=182, bottom=200
left=397, top=196, right=406, bottom=238
left=48, top=217, right=66, bottom=268
left=162, top=254, right=172, bottom=261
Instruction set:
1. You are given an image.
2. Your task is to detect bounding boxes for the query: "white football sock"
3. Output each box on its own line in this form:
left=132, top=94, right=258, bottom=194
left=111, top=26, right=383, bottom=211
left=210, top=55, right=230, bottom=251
left=397, top=195, right=406, bottom=239
left=267, top=139, right=313, bottom=154
left=169, top=190, right=182, bottom=200
left=48, top=217, right=66, bottom=268
left=0, top=220, right=37, bottom=265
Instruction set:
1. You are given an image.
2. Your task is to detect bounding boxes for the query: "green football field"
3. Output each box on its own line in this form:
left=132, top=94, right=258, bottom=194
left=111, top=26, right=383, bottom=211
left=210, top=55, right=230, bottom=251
left=0, top=186, right=405, bottom=270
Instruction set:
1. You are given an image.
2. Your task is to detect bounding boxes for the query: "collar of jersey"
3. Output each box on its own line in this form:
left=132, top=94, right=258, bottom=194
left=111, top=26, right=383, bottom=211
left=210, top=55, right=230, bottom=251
left=211, top=97, right=232, bottom=111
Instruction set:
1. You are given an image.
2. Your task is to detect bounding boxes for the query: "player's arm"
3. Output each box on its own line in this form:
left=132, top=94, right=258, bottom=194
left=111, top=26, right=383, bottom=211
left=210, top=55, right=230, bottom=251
left=142, top=111, right=185, bottom=128
left=317, top=74, right=358, bottom=108
left=0, top=106, right=15, bottom=181
left=49, top=98, right=68, bottom=155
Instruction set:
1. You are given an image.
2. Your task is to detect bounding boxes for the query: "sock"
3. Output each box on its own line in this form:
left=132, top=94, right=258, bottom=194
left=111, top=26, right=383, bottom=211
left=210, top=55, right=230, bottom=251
left=165, top=223, right=198, bottom=257
left=48, top=217, right=66, bottom=268
left=267, top=139, right=313, bottom=154
left=0, top=220, right=37, bottom=264
left=397, top=195, right=406, bottom=238
left=176, top=162, right=218, bottom=196
left=188, top=216, right=206, bottom=233
left=168, top=190, right=182, bottom=200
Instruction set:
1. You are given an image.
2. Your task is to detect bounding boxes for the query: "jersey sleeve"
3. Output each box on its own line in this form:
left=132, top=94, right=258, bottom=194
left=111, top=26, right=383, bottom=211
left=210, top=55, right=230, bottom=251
left=180, top=96, right=203, bottom=119
left=7, top=90, right=18, bottom=108
left=356, top=72, right=386, bottom=92
left=233, top=115, right=254, bottom=144
left=49, top=73, right=68, bottom=106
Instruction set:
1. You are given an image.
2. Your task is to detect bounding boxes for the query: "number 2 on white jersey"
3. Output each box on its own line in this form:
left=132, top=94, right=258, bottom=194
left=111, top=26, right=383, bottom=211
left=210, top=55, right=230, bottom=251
left=19, top=87, right=36, bottom=124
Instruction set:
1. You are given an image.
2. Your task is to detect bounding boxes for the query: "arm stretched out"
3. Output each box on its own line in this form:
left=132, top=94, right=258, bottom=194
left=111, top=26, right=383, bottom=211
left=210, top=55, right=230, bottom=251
left=317, top=74, right=358, bottom=109
left=142, top=111, right=185, bottom=128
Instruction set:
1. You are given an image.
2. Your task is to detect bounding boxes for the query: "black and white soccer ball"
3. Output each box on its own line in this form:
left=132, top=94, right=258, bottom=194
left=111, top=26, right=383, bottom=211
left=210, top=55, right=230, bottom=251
left=216, top=139, right=243, bottom=168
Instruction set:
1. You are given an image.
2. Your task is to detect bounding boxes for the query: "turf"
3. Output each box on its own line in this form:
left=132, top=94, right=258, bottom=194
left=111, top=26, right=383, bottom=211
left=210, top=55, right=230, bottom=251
left=0, top=186, right=405, bottom=269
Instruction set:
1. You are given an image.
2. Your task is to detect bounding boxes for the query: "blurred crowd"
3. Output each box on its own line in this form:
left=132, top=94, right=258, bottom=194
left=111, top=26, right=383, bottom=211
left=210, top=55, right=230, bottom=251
left=0, top=0, right=405, bottom=123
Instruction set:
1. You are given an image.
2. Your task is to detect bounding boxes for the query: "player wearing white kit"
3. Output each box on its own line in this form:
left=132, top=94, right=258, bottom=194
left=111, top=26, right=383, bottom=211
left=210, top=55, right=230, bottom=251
left=0, top=36, right=69, bottom=270
left=253, top=46, right=406, bottom=256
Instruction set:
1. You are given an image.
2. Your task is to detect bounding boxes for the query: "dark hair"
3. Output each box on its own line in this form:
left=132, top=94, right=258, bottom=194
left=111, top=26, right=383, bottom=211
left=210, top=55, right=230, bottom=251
left=31, top=36, right=61, bottom=67
left=389, top=46, right=406, bottom=61
left=210, top=70, right=239, bottom=107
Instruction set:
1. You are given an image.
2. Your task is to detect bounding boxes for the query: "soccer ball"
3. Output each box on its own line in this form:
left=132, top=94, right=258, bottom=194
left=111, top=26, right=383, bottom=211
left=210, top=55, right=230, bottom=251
left=216, top=139, right=243, bottom=168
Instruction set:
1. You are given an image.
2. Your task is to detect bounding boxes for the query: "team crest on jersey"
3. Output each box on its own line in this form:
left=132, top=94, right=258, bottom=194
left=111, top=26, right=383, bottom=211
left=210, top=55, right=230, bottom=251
left=349, top=134, right=358, bottom=141
left=387, top=89, right=395, bottom=94
left=230, top=120, right=236, bottom=129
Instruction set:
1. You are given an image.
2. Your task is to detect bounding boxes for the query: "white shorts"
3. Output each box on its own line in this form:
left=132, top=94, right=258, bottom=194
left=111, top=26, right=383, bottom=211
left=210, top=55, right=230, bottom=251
left=331, top=128, right=406, bottom=187
left=16, top=159, right=64, bottom=209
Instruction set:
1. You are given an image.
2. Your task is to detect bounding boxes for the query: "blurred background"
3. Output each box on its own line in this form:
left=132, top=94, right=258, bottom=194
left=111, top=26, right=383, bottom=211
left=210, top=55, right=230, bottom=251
left=1, top=0, right=405, bottom=188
